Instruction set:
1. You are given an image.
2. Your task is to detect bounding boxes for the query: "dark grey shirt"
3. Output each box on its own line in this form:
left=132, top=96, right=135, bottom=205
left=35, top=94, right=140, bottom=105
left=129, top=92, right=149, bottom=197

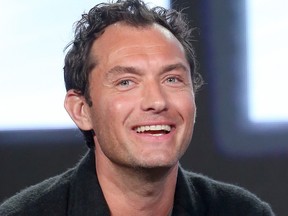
left=0, top=150, right=275, bottom=215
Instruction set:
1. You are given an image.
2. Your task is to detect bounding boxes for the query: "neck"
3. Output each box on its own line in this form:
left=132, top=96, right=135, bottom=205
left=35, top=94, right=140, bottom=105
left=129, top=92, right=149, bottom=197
left=94, top=150, right=178, bottom=216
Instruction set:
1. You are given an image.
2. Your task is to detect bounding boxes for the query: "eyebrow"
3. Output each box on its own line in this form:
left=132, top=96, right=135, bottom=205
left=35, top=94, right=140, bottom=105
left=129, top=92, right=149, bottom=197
left=105, top=62, right=189, bottom=80
left=106, top=66, right=140, bottom=77
left=161, top=63, right=189, bottom=74
left=104, top=66, right=141, bottom=83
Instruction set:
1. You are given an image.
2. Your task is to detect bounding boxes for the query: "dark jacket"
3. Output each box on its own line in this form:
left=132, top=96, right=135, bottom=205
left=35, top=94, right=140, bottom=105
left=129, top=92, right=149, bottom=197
left=0, top=150, right=275, bottom=216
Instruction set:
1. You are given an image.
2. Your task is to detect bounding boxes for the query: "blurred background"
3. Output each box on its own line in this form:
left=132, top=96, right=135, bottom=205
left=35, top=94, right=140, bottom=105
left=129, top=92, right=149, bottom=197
left=0, top=0, right=287, bottom=215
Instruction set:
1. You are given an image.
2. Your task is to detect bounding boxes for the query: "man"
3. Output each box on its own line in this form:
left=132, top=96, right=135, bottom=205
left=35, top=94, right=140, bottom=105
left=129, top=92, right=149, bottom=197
left=0, top=0, right=275, bottom=215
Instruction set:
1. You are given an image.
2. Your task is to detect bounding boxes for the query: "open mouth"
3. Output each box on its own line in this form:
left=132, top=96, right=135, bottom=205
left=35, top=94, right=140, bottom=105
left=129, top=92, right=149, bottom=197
left=134, top=125, right=172, bottom=136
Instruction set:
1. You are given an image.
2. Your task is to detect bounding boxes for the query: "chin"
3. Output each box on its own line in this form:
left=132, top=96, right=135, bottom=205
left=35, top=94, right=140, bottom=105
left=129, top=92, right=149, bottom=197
left=134, top=156, right=179, bottom=169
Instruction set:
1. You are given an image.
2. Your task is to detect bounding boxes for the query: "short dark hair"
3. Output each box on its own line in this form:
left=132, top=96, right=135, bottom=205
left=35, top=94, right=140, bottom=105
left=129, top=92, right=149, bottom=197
left=64, top=0, right=203, bottom=148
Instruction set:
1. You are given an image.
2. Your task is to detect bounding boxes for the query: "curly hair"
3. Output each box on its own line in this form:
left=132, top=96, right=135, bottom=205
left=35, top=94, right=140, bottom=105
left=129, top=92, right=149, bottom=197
left=64, top=0, right=203, bottom=148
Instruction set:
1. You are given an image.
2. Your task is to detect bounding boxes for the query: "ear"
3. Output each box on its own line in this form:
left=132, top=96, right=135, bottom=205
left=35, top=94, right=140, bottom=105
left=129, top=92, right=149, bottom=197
left=64, top=89, right=93, bottom=130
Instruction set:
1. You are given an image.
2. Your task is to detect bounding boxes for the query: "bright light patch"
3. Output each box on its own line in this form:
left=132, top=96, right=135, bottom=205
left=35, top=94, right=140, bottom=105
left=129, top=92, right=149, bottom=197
left=0, top=0, right=169, bottom=131
left=247, top=0, right=288, bottom=122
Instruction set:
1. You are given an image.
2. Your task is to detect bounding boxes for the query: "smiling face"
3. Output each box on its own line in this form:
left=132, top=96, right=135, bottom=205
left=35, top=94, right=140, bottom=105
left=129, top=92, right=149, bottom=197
left=83, top=22, right=196, bottom=169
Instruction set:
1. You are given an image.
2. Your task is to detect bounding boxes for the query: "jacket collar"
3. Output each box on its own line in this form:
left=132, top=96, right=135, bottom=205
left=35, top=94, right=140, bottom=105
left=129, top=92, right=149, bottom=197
left=68, top=150, right=197, bottom=216
left=68, top=150, right=110, bottom=216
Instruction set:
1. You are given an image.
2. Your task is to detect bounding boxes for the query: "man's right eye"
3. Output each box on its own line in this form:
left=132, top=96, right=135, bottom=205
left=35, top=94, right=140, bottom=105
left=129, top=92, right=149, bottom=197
left=118, top=80, right=132, bottom=86
left=115, top=79, right=137, bottom=90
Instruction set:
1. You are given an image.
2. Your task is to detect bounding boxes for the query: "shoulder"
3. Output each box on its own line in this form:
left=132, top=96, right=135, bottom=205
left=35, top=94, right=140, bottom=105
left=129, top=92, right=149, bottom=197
left=0, top=168, right=75, bottom=216
left=181, top=169, right=275, bottom=215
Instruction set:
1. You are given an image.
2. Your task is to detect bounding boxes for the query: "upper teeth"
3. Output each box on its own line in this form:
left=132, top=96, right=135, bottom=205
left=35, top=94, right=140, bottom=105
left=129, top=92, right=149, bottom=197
left=135, top=125, right=171, bottom=133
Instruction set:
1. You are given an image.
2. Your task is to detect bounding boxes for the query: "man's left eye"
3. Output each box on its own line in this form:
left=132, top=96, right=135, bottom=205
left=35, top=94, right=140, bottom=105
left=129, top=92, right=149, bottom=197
left=166, top=77, right=179, bottom=83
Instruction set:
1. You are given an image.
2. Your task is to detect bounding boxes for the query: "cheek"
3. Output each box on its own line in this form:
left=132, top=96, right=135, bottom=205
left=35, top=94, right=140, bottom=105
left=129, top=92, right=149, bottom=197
left=175, top=92, right=196, bottom=117
left=103, top=94, right=136, bottom=123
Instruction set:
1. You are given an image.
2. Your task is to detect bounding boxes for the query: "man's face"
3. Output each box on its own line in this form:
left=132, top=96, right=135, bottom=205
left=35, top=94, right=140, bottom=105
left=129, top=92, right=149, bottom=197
left=86, top=23, right=196, bottom=169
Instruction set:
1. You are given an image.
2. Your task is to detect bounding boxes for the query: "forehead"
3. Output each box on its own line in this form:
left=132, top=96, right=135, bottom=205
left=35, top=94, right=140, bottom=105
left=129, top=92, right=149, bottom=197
left=90, top=22, right=186, bottom=64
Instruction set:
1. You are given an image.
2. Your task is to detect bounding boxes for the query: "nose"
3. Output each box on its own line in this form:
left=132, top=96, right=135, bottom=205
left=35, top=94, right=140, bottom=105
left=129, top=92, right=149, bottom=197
left=140, top=80, right=168, bottom=113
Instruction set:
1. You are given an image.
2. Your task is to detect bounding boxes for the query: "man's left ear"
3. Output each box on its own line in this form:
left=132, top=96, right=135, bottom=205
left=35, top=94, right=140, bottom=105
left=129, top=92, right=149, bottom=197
left=64, top=89, right=93, bottom=130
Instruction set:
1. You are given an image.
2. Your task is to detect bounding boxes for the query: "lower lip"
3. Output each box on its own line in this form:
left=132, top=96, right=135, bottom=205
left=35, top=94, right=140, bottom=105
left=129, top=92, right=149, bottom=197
left=132, top=129, right=176, bottom=142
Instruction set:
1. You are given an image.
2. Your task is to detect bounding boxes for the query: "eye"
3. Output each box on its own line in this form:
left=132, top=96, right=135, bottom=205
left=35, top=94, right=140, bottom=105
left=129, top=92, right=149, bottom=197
left=115, top=79, right=136, bottom=90
left=118, top=79, right=132, bottom=86
left=164, top=75, right=189, bottom=88
left=166, top=77, right=179, bottom=83
left=165, top=76, right=184, bottom=85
